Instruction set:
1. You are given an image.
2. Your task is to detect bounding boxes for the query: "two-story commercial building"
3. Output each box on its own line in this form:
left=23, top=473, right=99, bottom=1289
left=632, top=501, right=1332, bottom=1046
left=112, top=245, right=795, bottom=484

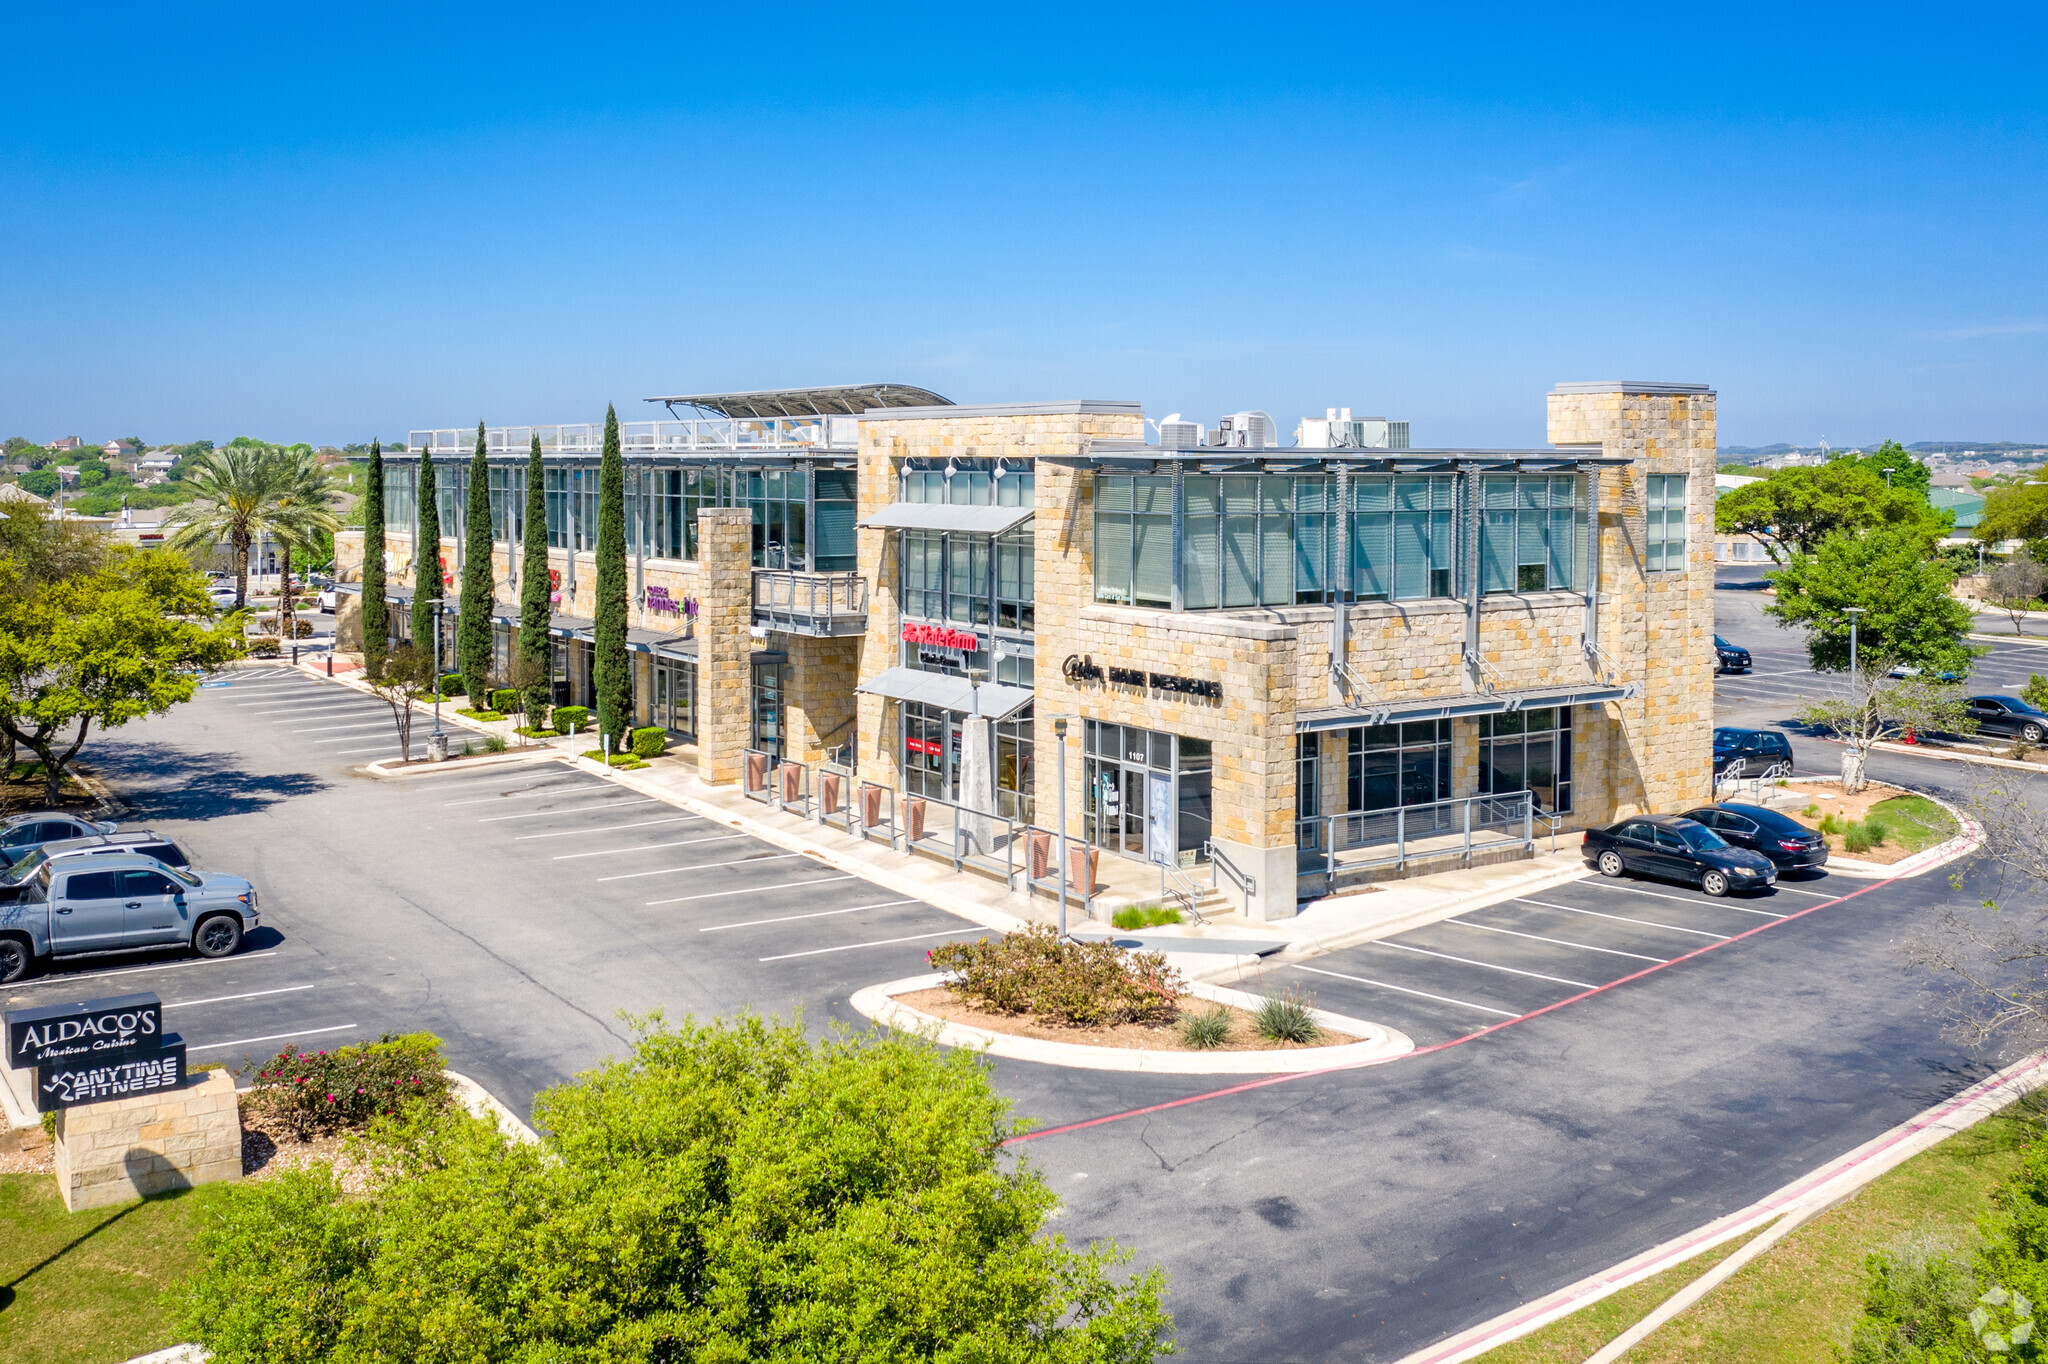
left=341, top=379, right=1715, bottom=919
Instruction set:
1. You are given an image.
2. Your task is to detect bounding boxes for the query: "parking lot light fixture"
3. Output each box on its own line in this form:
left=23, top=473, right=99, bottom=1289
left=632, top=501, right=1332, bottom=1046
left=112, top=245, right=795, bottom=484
left=1053, top=716, right=1069, bottom=939
left=1843, top=606, right=1866, bottom=676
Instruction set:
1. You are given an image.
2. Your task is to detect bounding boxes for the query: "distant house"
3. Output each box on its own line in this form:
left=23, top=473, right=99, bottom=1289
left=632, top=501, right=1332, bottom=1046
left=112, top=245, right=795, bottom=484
left=1930, top=487, right=1985, bottom=532
left=139, top=456, right=177, bottom=471
left=47, top=436, right=82, bottom=451
left=1714, top=472, right=1763, bottom=495
left=0, top=483, right=48, bottom=507
left=102, top=439, right=140, bottom=459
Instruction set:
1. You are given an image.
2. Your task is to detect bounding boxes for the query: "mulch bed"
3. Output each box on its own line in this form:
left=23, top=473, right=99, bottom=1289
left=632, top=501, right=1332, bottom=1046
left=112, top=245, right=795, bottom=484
left=898, top=986, right=1359, bottom=1052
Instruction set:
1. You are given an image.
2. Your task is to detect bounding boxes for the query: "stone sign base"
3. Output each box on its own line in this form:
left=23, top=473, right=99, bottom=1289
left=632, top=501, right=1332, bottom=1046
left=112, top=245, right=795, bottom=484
left=53, top=1068, right=241, bottom=1211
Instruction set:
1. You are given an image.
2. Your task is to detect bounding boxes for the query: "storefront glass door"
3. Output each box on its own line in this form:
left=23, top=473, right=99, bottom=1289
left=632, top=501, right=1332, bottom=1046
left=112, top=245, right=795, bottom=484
left=751, top=660, right=784, bottom=757
left=1084, top=723, right=1211, bottom=866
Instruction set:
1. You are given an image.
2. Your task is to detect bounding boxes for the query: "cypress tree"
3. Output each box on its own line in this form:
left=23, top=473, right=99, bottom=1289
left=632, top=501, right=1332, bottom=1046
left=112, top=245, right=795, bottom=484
left=360, top=438, right=388, bottom=669
left=412, top=447, right=441, bottom=680
left=593, top=404, right=631, bottom=749
left=458, top=421, right=494, bottom=702
left=517, top=434, right=551, bottom=723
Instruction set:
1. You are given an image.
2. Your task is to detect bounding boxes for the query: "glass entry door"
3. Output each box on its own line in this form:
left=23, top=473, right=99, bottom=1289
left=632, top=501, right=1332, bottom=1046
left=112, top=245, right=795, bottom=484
left=751, top=660, right=784, bottom=757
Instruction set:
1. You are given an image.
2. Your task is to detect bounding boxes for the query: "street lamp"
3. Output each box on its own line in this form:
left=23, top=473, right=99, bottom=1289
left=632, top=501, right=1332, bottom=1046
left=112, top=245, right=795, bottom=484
left=419, top=595, right=447, bottom=744
left=1843, top=606, right=1866, bottom=675
left=1053, top=717, right=1069, bottom=939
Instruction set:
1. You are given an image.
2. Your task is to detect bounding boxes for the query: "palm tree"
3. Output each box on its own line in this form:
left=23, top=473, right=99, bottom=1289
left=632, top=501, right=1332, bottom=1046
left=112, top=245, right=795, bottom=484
left=268, top=451, right=341, bottom=635
left=162, top=446, right=286, bottom=609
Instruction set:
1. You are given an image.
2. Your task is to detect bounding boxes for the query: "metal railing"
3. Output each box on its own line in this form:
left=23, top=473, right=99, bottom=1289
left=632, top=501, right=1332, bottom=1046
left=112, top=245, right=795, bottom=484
left=1159, top=861, right=1205, bottom=925
left=742, top=748, right=811, bottom=818
left=408, top=417, right=857, bottom=455
left=1297, top=790, right=1536, bottom=897
left=1713, top=760, right=1792, bottom=804
left=752, top=570, right=868, bottom=636
left=1204, top=841, right=1256, bottom=918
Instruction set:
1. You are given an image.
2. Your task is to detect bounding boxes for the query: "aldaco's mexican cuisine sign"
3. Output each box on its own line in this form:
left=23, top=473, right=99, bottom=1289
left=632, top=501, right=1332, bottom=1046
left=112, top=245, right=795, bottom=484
left=6, top=992, right=163, bottom=1069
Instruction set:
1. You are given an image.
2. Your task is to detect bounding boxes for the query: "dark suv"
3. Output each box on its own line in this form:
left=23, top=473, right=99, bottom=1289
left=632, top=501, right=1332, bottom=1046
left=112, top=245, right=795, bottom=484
left=1714, top=636, right=1752, bottom=673
left=1679, top=802, right=1828, bottom=873
left=1964, top=696, right=2048, bottom=743
left=1712, top=728, right=1795, bottom=778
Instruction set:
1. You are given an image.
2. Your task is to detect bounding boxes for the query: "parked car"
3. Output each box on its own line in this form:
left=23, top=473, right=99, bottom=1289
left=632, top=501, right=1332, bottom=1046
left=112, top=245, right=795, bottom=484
left=1713, top=635, right=1752, bottom=673
left=1888, top=663, right=1966, bottom=682
left=0, top=832, right=195, bottom=900
left=0, top=812, right=118, bottom=865
left=1582, top=815, right=1778, bottom=897
left=1712, top=727, right=1795, bottom=778
left=0, top=851, right=256, bottom=983
left=1962, top=695, right=2048, bottom=743
left=208, top=586, right=241, bottom=609
left=318, top=587, right=338, bottom=614
left=1678, top=802, right=1829, bottom=873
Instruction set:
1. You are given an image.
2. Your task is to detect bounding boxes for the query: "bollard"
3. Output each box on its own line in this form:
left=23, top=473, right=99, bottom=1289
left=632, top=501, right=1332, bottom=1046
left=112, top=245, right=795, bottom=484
left=292, top=646, right=298, bottom=665
left=326, top=656, right=332, bottom=676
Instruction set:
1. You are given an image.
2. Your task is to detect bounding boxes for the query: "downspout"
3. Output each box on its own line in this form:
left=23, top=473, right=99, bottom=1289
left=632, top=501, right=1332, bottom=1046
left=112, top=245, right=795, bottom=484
left=1463, top=464, right=1483, bottom=685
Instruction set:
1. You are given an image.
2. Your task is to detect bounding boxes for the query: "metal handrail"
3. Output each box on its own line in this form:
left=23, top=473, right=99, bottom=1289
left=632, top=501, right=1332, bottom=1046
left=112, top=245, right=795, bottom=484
left=1159, top=861, right=1205, bottom=925
left=751, top=570, right=868, bottom=628
left=1298, top=790, right=1536, bottom=895
left=1204, top=841, right=1256, bottom=918
left=1714, top=760, right=1792, bottom=804
left=408, top=417, right=858, bottom=454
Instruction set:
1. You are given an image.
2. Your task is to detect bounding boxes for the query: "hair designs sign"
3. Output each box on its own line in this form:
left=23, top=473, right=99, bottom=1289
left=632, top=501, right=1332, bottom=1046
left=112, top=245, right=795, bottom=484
left=1061, top=655, right=1221, bottom=700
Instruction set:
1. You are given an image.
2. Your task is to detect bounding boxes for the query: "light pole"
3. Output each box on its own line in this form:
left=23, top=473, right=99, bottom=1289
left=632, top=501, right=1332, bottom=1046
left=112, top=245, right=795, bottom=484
left=1843, top=606, right=1866, bottom=676
left=1053, top=717, right=1068, bottom=939
left=420, top=595, right=447, bottom=742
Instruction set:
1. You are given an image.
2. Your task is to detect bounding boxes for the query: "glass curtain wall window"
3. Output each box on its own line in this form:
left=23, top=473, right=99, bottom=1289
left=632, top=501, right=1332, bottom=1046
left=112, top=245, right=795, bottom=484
left=654, top=469, right=717, bottom=560
left=1478, top=707, right=1573, bottom=812
left=1481, top=476, right=1579, bottom=594
left=1350, top=476, right=1455, bottom=602
left=1297, top=735, right=1320, bottom=819
left=812, top=469, right=857, bottom=571
left=900, top=465, right=1035, bottom=507
left=996, top=708, right=1034, bottom=824
left=898, top=526, right=1036, bottom=685
left=745, top=470, right=806, bottom=569
left=1646, top=475, right=1687, bottom=572
left=1346, top=722, right=1454, bottom=811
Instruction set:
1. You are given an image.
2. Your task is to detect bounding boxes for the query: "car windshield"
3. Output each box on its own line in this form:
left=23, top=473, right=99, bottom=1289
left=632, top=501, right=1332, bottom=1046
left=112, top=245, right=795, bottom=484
left=1676, top=823, right=1729, bottom=851
left=167, top=866, right=201, bottom=888
left=0, top=849, right=48, bottom=886
left=1712, top=731, right=1743, bottom=747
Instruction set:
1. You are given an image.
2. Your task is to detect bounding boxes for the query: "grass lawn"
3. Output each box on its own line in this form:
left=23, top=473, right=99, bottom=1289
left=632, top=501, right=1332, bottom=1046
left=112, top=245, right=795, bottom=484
left=0, top=1174, right=225, bottom=1364
left=1866, top=793, right=1959, bottom=854
left=1474, top=1099, right=2042, bottom=1363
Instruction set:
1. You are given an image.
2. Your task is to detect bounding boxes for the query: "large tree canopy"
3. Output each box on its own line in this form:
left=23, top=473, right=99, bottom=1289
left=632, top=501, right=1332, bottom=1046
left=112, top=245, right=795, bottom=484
left=1715, top=460, right=1948, bottom=562
left=174, top=1015, right=1173, bottom=1364
left=1834, top=439, right=1931, bottom=500
left=1765, top=526, right=1978, bottom=675
left=1975, top=475, right=2048, bottom=545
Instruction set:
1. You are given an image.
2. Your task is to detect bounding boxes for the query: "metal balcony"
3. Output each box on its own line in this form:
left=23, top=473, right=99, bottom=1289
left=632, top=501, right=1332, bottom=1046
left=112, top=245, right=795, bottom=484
left=752, top=570, right=868, bottom=638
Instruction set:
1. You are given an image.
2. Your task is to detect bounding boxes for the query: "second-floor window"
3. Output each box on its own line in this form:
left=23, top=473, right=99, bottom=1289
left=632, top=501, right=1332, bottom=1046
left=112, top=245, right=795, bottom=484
left=1480, top=475, right=1578, bottom=594
left=1646, top=474, right=1686, bottom=572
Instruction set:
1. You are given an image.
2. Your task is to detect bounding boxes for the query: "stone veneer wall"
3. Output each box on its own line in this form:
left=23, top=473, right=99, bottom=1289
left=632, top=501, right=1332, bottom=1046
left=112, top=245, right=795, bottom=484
left=695, top=508, right=753, bottom=785
left=54, top=1068, right=241, bottom=1211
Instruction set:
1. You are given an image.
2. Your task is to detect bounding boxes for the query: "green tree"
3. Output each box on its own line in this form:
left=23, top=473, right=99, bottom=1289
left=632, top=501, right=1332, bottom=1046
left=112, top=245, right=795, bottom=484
left=517, top=433, right=551, bottom=722
left=161, top=444, right=293, bottom=607
left=0, top=548, right=244, bottom=803
left=1975, top=476, right=2048, bottom=545
left=268, top=449, right=340, bottom=637
left=17, top=469, right=58, bottom=498
left=77, top=458, right=110, bottom=487
left=1837, top=440, right=1932, bottom=500
left=459, top=422, right=494, bottom=703
left=1766, top=526, right=1979, bottom=675
left=412, top=451, right=442, bottom=675
left=0, top=437, right=29, bottom=458
left=171, top=1015, right=1173, bottom=1363
left=361, top=439, right=388, bottom=669
left=1715, top=461, right=1948, bottom=563
left=593, top=405, right=630, bottom=748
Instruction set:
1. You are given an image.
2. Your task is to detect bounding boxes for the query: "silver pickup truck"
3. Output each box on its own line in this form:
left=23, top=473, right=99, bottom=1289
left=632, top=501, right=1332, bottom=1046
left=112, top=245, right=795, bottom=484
left=0, top=851, right=259, bottom=983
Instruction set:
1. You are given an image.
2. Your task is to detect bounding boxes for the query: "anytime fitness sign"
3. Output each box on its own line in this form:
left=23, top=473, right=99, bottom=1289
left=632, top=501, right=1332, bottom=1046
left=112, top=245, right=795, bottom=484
left=38, top=1039, right=186, bottom=1112
left=7, top=993, right=162, bottom=1069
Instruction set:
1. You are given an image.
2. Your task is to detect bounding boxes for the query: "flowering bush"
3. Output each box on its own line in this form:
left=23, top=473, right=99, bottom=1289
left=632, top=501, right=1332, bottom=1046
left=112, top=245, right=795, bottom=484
left=249, top=1031, right=450, bottom=1139
left=927, top=924, right=1184, bottom=1027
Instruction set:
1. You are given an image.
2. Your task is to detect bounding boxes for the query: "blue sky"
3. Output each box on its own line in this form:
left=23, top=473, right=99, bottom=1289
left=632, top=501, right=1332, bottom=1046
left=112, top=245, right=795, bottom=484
left=4, top=3, right=2044, bottom=450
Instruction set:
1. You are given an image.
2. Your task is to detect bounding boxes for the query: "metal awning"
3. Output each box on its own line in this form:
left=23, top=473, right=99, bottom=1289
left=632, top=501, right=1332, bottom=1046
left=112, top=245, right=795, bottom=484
left=857, top=503, right=1035, bottom=535
left=647, top=384, right=951, bottom=419
left=1295, top=683, right=1634, bottom=732
left=652, top=635, right=698, bottom=661
left=627, top=627, right=695, bottom=657
left=550, top=613, right=595, bottom=637
left=856, top=666, right=1034, bottom=721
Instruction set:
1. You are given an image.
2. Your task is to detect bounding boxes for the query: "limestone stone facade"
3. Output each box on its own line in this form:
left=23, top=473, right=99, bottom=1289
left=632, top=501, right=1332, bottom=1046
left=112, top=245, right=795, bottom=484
left=53, top=1068, right=241, bottom=1211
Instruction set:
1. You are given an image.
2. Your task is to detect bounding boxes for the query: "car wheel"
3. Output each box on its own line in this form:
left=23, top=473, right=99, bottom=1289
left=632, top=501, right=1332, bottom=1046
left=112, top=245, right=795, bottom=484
left=2025, top=724, right=2045, bottom=744
left=1701, top=869, right=1730, bottom=897
left=1598, top=850, right=1626, bottom=878
left=193, top=914, right=243, bottom=959
left=0, top=935, right=31, bottom=984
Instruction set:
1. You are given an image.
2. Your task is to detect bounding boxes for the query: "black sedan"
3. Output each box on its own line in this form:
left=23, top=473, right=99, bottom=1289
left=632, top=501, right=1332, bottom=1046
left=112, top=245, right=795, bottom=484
left=1680, top=802, right=1828, bottom=873
left=1964, top=695, right=2048, bottom=743
left=1714, top=635, right=1752, bottom=673
left=1582, top=815, right=1778, bottom=897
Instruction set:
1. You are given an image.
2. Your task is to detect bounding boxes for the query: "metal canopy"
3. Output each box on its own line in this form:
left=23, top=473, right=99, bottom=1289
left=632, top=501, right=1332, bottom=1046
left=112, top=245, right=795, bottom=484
left=857, top=503, right=1036, bottom=535
left=627, top=627, right=693, bottom=655
left=856, top=666, right=1034, bottom=722
left=647, top=384, right=952, bottom=419
left=1295, top=683, right=1633, bottom=733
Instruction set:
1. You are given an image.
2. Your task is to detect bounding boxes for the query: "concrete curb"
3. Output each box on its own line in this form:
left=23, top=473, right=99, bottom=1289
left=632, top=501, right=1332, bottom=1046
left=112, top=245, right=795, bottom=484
left=1397, top=1046, right=2048, bottom=1364
left=364, top=748, right=562, bottom=779
left=851, top=972, right=1414, bottom=1073
left=443, top=1069, right=540, bottom=1144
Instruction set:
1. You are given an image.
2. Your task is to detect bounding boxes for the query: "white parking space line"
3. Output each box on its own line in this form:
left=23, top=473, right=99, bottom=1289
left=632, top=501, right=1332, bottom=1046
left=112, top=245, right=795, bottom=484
left=331, top=745, right=405, bottom=756
left=1765, top=884, right=1840, bottom=898
left=758, top=929, right=962, bottom=962
left=313, top=732, right=403, bottom=745
left=164, top=984, right=318, bottom=1010
left=443, top=784, right=607, bottom=807
left=10, top=951, right=281, bottom=988
left=479, top=798, right=655, bottom=823
left=1515, top=898, right=1731, bottom=940
left=287, top=721, right=393, bottom=733
left=646, top=874, right=855, bottom=905
left=1444, top=918, right=1668, bottom=964
left=1579, top=880, right=1787, bottom=918
left=552, top=834, right=745, bottom=860
left=1367, top=939, right=1598, bottom=989
left=190, top=1023, right=360, bottom=1053
left=514, top=816, right=696, bottom=841
left=701, top=899, right=920, bottom=932
left=597, top=852, right=802, bottom=882
left=236, top=700, right=376, bottom=714
left=1290, top=964, right=1518, bottom=1017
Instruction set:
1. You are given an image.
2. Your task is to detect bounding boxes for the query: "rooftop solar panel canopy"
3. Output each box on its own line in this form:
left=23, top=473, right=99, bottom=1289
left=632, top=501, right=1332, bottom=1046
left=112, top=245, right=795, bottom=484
left=647, top=384, right=952, bottom=419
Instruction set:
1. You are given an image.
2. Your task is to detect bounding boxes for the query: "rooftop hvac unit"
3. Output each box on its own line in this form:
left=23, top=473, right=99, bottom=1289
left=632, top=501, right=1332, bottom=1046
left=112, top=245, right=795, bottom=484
left=1293, top=408, right=1410, bottom=449
left=1214, top=411, right=1276, bottom=448
left=1156, top=413, right=1204, bottom=448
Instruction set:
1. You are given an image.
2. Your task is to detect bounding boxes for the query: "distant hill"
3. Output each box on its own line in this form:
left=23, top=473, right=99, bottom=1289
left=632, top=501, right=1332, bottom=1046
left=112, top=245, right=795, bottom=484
left=1719, top=440, right=2047, bottom=460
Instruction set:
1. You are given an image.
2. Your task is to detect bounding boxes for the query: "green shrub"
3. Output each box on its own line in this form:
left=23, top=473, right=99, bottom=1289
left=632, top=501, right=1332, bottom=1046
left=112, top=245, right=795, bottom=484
left=1177, top=1005, right=1231, bottom=1050
left=1844, top=818, right=1889, bottom=854
left=454, top=707, right=505, bottom=722
left=482, top=732, right=507, bottom=753
left=2025, top=672, right=2048, bottom=714
left=630, top=726, right=668, bottom=758
left=247, top=1031, right=450, bottom=1140
left=552, top=705, right=589, bottom=735
left=1841, top=1233, right=1978, bottom=1363
left=582, top=749, right=643, bottom=768
left=491, top=688, right=520, bottom=712
left=439, top=672, right=464, bottom=696
left=247, top=636, right=280, bottom=657
left=1802, top=803, right=1821, bottom=818
left=927, top=925, right=1183, bottom=1027
left=1110, top=905, right=1184, bottom=930
left=1253, top=989, right=1323, bottom=1044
